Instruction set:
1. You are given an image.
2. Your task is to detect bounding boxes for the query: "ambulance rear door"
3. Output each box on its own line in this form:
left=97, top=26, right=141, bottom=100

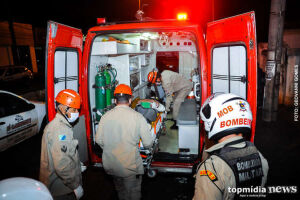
left=206, top=12, right=257, bottom=141
left=45, top=21, right=88, bottom=163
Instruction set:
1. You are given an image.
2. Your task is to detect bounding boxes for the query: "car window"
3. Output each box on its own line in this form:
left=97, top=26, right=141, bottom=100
left=0, top=93, right=34, bottom=117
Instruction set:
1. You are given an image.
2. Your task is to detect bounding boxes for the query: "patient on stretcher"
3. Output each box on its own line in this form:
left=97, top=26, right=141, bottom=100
left=133, top=99, right=166, bottom=149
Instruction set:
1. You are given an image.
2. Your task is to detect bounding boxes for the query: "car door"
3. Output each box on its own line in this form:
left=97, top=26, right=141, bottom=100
left=206, top=11, right=257, bottom=141
left=0, top=92, right=38, bottom=151
left=46, top=21, right=88, bottom=163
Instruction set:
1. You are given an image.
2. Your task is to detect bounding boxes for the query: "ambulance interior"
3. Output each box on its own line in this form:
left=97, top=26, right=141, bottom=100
left=89, top=30, right=201, bottom=163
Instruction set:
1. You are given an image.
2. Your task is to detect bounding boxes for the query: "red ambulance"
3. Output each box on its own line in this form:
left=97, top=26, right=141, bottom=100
left=45, top=11, right=257, bottom=177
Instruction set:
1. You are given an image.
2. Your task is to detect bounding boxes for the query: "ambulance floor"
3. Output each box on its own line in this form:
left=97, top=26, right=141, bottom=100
left=158, top=119, right=179, bottom=154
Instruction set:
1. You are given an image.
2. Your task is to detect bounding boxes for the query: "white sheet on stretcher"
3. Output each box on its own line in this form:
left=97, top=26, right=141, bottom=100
left=139, top=112, right=166, bottom=149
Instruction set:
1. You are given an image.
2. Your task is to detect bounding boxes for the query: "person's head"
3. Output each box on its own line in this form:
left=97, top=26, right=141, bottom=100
left=114, top=84, right=132, bottom=105
left=200, top=93, right=253, bottom=142
left=0, top=177, right=53, bottom=200
left=147, top=70, right=161, bottom=84
left=55, top=89, right=81, bottom=123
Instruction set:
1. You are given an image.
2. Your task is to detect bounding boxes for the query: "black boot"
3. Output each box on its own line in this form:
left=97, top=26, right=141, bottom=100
left=170, top=121, right=178, bottom=130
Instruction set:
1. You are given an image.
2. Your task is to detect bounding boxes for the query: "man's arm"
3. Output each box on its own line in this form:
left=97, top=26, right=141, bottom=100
left=95, top=119, right=104, bottom=148
left=259, top=152, right=269, bottom=186
left=165, top=93, right=173, bottom=112
left=50, top=134, right=80, bottom=190
left=162, top=82, right=173, bottom=112
left=193, top=160, right=223, bottom=200
left=139, top=116, right=153, bottom=149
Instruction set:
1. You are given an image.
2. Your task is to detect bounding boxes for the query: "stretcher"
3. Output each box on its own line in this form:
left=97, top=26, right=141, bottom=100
left=134, top=99, right=166, bottom=172
left=139, top=111, right=166, bottom=172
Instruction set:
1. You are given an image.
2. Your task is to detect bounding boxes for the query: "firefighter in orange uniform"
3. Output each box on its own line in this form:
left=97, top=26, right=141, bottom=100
left=193, top=93, right=269, bottom=200
left=40, top=89, right=83, bottom=200
left=95, top=84, right=153, bottom=200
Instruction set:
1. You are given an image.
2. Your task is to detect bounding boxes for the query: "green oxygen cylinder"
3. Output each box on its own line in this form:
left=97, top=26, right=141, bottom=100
left=104, top=69, right=112, bottom=108
left=95, top=70, right=106, bottom=121
left=110, top=68, right=118, bottom=103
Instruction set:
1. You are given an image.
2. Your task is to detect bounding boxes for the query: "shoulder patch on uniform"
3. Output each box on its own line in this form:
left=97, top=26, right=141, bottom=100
left=58, top=134, right=66, bottom=141
left=199, top=170, right=218, bottom=181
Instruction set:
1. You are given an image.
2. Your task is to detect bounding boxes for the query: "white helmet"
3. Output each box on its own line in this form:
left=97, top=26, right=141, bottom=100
left=0, top=177, right=53, bottom=200
left=200, top=93, right=253, bottom=141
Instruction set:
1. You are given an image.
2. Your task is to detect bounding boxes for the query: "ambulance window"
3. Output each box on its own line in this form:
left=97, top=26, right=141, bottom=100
left=54, top=49, right=79, bottom=98
left=212, top=45, right=246, bottom=99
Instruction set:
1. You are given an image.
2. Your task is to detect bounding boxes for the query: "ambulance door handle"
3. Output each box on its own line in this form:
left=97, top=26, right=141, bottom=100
left=194, top=83, right=201, bottom=99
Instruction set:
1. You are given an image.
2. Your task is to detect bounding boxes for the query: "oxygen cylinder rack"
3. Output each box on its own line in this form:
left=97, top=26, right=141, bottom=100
left=93, top=64, right=118, bottom=121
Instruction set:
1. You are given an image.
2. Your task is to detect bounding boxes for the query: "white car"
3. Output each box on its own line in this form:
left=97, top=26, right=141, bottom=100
left=0, top=90, right=46, bottom=151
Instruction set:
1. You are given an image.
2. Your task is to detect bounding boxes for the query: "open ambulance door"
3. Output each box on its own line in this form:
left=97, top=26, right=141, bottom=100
left=45, top=21, right=88, bottom=163
left=206, top=12, right=257, bottom=142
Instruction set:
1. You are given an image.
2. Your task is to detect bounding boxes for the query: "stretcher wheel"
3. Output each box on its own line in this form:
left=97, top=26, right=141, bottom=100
left=147, top=169, right=157, bottom=178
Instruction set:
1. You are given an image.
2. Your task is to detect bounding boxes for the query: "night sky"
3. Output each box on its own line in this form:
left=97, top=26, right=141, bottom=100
left=1, top=0, right=300, bottom=43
